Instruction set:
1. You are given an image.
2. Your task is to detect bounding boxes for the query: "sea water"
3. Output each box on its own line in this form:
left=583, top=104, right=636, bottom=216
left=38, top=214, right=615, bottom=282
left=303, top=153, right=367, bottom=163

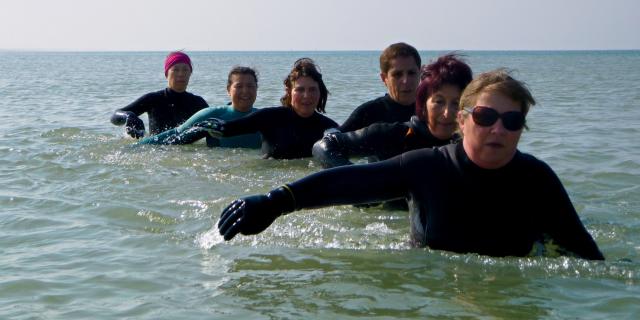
left=1, top=51, right=639, bottom=319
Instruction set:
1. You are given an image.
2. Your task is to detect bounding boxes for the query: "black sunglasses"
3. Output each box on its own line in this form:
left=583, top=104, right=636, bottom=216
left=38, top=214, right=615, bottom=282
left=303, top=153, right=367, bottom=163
left=464, top=106, right=526, bottom=131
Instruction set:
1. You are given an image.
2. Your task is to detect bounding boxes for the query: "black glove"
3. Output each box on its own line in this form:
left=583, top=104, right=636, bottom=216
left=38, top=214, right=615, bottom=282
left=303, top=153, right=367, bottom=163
left=218, top=186, right=296, bottom=241
left=191, top=118, right=225, bottom=138
left=312, top=131, right=353, bottom=168
left=111, top=111, right=145, bottom=138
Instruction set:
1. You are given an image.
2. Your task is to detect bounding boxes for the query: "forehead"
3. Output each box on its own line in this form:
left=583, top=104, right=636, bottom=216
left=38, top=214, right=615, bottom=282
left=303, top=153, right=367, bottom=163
left=431, top=83, right=462, bottom=97
left=293, top=76, right=318, bottom=87
left=170, top=62, right=191, bottom=70
left=387, top=56, right=419, bottom=71
left=475, top=91, right=520, bottom=112
left=230, top=73, right=256, bottom=83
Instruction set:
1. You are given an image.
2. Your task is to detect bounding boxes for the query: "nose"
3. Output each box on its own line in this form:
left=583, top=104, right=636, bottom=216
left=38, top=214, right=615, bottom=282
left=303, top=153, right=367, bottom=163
left=490, top=118, right=509, bottom=134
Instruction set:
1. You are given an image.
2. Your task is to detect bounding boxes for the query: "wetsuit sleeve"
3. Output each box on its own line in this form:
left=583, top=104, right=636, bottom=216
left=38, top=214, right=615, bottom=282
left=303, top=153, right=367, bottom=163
left=312, top=125, right=381, bottom=168
left=197, top=96, right=210, bottom=108
left=289, top=155, right=408, bottom=209
left=116, top=93, right=153, bottom=117
left=136, top=108, right=224, bottom=145
left=539, top=164, right=605, bottom=260
left=219, top=108, right=271, bottom=137
left=177, top=108, right=222, bottom=131
left=217, top=156, right=409, bottom=240
left=339, top=104, right=367, bottom=132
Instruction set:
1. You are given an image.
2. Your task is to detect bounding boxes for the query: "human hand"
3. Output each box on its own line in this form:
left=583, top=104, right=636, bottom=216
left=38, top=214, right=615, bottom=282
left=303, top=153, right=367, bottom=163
left=125, top=114, right=145, bottom=138
left=193, top=118, right=225, bottom=138
left=218, top=187, right=295, bottom=241
left=217, top=195, right=281, bottom=240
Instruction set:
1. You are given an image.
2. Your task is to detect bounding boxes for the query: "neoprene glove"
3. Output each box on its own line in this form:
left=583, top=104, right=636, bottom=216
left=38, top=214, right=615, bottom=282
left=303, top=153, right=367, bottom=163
left=312, top=131, right=353, bottom=168
left=191, top=118, right=225, bottom=138
left=111, top=111, right=145, bottom=138
left=218, top=186, right=296, bottom=241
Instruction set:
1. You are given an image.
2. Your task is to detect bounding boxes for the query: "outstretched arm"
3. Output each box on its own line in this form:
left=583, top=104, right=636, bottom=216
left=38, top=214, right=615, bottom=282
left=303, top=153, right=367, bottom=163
left=111, top=110, right=145, bottom=139
left=136, top=107, right=228, bottom=145
left=312, top=127, right=378, bottom=168
left=218, top=156, right=408, bottom=240
left=541, top=166, right=605, bottom=260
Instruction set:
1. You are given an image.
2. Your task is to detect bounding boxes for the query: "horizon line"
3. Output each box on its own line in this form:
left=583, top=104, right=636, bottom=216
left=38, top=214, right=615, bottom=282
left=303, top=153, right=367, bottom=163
left=1, top=48, right=639, bottom=53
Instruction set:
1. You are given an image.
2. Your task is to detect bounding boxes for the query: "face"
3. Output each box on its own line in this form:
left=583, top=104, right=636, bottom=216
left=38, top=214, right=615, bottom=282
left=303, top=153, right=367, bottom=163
left=227, top=74, right=257, bottom=112
left=425, top=84, right=462, bottom=140
left=380, top=56, right=420, bottom=105
left=290, top=76, right=320, bottom=118
left=457, top=91, right=523, bottom=169
left=167, top=63, right=191, bottom=92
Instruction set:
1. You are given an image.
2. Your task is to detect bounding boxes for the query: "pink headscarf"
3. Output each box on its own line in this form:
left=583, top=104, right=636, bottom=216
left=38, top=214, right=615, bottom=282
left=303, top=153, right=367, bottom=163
left=164, top=51, right=192, bottom=77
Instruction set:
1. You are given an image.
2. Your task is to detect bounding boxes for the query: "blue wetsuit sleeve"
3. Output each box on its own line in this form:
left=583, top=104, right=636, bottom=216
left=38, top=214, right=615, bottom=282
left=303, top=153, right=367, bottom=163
left=137, top=108, right=223, bottom=145
left=288, top=155, right=407, bottom=209
left=176, top=107, right=222, bottom=132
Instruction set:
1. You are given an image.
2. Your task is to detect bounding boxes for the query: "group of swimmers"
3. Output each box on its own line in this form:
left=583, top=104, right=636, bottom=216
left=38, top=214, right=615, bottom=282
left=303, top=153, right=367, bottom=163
left=111, top=43, right=605, bottom=260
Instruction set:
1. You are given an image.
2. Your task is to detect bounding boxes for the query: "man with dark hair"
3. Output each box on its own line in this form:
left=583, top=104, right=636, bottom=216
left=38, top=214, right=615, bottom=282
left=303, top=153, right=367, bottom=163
left=339, top=42, right=421, bottom=132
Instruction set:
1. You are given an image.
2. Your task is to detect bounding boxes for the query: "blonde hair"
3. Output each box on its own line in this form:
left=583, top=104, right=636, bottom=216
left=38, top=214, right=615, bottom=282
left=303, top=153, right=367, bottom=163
left=459, top=68, right=536, bottom=115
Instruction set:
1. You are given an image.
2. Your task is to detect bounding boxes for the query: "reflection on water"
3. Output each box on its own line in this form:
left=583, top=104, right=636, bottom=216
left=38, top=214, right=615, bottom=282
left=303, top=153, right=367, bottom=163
left=1, top=51, right=639, bottom=319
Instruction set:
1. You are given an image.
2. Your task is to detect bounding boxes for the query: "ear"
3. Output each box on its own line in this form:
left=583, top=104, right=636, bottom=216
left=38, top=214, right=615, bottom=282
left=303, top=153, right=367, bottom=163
left=380, top=72, right=388, bottom=85
left=457, top=110, right=466, bottom=131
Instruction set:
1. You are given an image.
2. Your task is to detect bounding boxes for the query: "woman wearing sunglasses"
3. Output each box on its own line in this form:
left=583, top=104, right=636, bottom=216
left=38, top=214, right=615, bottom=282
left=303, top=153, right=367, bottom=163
left=217, top=69, right=604, bottom=260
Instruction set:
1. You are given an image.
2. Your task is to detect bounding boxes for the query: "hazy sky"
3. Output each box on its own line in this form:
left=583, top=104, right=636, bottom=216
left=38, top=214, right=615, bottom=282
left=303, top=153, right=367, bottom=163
left=1, top=0, right=638, bottom=51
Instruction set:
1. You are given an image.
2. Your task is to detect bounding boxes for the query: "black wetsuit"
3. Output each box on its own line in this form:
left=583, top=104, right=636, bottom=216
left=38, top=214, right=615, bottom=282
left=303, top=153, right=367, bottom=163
left=339, top=94, right=415, bottom=132
left=314, top=115, right=459, bottom=168
left=114, top=88, right=208, bottom=134
left=287, top=143, right=604, bottom=259
left=221, top=107, right=338, bottom=159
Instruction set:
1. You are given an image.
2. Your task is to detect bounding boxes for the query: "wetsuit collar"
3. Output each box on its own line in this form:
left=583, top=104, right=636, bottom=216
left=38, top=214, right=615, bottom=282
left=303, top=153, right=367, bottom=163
left=165, top=87, right=188, bottom=97
left=408, top=115, right=460, bottom=144
left=383, top=93, right=414, bottom=107
left=455, top=142, right=523, bottom=175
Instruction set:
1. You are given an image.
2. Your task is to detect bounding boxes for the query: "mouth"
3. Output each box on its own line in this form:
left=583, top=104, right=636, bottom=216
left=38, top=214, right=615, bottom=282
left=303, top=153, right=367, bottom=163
left=438, top=122, right=456, bottom=128
left=486, top=142, right=504, bottom=148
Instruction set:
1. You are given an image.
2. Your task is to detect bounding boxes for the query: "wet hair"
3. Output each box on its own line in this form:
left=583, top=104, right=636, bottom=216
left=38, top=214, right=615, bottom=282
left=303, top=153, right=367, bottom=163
left=379, top=42, right=421, bottom=74
left=227, top=66, right=258, bottom=90
left=459, top=68, right=536, bottom=116
left=280, top=58, right=329, bottom=113
left=415, top=54, right=473, bottom=121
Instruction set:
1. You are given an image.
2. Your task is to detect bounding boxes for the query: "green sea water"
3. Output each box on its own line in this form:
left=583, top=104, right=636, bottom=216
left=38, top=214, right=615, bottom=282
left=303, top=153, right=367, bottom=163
left=1, top=51, right=639, bottom=319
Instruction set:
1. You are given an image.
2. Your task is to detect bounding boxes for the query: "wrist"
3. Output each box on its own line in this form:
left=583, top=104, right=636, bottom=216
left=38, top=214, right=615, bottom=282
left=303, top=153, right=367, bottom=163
left=266, top=185, right=297, bottom=214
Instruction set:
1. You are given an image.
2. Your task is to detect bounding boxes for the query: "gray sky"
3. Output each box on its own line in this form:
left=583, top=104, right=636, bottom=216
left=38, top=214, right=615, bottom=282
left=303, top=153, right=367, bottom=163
left=1, top=0, right=638, bottom=51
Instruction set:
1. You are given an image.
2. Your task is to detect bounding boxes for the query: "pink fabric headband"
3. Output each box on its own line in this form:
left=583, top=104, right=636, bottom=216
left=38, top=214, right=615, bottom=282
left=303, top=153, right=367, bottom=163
left=164, top=52, right=192, bottom=77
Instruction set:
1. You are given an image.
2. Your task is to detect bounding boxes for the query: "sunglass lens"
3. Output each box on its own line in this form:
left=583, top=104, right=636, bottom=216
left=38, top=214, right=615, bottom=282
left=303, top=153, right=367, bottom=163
left=472, top=107, right=499, bottom=127
left=502, top=112, right=526, bottom=131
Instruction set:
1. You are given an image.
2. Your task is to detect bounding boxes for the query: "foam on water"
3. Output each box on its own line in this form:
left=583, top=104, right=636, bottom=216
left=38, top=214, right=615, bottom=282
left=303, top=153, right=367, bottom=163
left=1, top=51, right=639, bottom=319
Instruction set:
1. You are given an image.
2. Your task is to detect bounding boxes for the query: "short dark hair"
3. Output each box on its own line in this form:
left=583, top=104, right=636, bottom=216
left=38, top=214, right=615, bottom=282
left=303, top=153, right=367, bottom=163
left=415, top=54, right=473, bottom=121
left=280, top=58, right=329, bottom=113
left=379, top=42, right=421, bottom=74
left=227, top=66, right=258, bottom=90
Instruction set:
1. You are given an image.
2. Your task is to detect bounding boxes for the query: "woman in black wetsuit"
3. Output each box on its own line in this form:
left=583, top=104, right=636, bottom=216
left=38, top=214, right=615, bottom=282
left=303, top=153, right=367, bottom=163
left=217, top=69, right=605, bottom=260
left=142, top=58, right=338, bottom=159
left=313, top=54, right=472, bottom=168
left=110, top=51, right=208, bottom=138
